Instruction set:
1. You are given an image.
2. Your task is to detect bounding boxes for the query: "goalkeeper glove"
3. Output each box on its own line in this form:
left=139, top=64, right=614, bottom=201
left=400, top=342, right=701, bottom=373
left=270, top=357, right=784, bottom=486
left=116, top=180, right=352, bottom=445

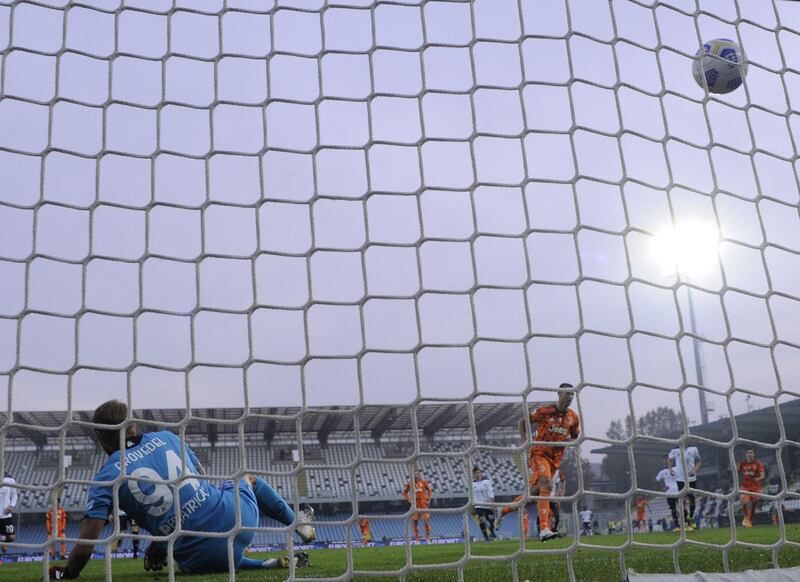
left=144, top=541, right=167, bottom=572
left=49, top=565, right=73, bottom=580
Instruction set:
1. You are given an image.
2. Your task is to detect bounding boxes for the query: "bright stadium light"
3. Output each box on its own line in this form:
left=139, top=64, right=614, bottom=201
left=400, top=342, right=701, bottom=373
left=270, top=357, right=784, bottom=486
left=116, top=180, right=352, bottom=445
left=651, top=220, right=720, bottom=277
left=651, top=220, right=720, bottom=426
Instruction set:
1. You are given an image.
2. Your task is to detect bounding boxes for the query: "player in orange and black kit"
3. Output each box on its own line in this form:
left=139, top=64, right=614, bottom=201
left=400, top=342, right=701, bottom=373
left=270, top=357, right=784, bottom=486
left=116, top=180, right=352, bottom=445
left=635, top=497, right=649, bottom=533
left=520, top=384, right=580, bottom=542
left=402, top=469, right=433, bottom=542
left=357, top=518, right=371, bottom=545
left=737, top=449, right=765, bottom=528
left=46, top=498, right=67, bottom=559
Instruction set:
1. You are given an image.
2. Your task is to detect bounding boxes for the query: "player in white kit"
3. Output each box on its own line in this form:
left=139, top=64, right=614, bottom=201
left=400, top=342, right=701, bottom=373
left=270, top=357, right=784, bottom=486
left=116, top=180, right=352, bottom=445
left=579, top=506, right=593, bottom=536
left=471, top=466, right=497, bottom=541
left=668, top=445, right=702, bottom=530
left=0, top=472, right=19, bottom=553
left=655, top=455, right=680, bottom=531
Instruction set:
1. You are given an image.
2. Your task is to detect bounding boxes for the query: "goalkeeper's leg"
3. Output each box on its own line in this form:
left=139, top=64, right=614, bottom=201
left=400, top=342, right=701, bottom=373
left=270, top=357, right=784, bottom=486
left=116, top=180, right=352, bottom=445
left=241, top=557, right=276, bottom=570
left=240, top=552, right=310, bottom=570
left=249, top=476, right=295, bottom=526
left=248, top=475, right=315, bottom=543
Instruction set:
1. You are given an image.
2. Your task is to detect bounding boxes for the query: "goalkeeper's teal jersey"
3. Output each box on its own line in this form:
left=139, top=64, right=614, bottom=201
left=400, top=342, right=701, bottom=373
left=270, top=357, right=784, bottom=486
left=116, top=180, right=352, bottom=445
left=85, top=431, right=221, bottom=537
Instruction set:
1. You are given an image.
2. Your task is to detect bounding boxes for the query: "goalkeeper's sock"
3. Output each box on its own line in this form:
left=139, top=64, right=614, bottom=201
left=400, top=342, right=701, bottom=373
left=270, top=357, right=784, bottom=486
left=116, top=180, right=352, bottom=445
left=246, top=556, right=294, bottom=570
left=240, top=556, right=268, bottom=569
left=253, top=477, right=295, bottom=526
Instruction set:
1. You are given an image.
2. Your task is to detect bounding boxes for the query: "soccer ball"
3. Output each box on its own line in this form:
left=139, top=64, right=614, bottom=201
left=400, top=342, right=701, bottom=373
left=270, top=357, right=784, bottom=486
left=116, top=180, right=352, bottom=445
left=692, top=38, right=747, bottom=94
left=297, top=523, right=316, bottom=543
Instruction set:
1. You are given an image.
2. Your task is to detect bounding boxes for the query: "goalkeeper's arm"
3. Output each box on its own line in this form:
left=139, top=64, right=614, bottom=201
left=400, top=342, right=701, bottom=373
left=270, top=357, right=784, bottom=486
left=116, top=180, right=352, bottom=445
left=187, top=444, right=206, bottom=476
left=52, top=518, right=105, bottom=579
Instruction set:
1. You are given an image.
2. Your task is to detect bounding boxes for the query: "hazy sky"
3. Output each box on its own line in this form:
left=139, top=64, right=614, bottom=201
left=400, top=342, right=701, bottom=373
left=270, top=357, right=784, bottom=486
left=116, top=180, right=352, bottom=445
left=1, top=0, right=799, bottom=447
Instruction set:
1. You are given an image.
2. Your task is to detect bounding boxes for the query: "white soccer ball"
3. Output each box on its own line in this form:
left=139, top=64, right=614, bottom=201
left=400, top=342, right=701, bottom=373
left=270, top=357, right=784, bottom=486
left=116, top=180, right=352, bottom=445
left=297, top=524, right=316, bottom=543
left=692, top=38, right=747, bottom=94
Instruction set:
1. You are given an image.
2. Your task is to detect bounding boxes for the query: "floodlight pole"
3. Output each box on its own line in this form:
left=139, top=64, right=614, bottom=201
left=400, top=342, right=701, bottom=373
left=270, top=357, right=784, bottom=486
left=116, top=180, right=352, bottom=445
left=685, top=280, right=709, bottom=425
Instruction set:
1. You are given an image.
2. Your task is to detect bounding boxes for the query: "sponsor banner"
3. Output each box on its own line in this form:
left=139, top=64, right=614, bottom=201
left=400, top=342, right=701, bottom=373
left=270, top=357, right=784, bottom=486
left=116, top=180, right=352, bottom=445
left=3, top=551, right=135, bottom=564
left=388, top=537, right=464, bottom=547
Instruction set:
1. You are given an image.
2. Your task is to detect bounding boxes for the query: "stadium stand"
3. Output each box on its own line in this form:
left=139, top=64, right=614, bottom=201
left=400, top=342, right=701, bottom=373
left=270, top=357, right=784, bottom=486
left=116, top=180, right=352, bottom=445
left=4, top=440, right=525, bottom=512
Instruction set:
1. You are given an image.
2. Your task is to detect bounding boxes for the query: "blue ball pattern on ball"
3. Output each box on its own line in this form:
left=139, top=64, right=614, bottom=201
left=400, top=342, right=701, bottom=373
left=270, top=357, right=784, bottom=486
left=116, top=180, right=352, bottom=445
left=692, top=38, right=747, bottom=95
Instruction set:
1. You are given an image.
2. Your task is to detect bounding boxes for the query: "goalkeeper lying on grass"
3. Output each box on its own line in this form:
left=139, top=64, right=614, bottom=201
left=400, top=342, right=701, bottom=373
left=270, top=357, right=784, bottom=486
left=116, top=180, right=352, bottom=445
left=50, top=400, right=315, bottom=579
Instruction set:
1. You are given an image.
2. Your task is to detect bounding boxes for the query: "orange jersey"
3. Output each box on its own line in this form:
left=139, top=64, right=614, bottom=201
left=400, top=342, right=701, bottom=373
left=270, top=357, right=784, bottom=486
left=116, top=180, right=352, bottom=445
left=358, top=519, right=370, bottom=532
left=738, top=460, right=765, bottom=491
left=46, top=507, right=67, bottom=533
left=635, top=499, right=648, bottom=515
left=529, top=405, right=580, bottom=467
left=403, top=479, right=433, bottom=509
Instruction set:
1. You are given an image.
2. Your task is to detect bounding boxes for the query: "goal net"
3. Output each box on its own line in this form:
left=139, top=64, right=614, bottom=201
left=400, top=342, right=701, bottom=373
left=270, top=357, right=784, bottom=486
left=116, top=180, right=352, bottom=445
left=0, top=0, right=799, bottom=580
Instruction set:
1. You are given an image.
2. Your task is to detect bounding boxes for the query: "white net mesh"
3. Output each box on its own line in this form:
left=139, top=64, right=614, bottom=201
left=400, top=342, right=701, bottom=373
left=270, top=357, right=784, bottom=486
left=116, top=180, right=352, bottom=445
left=1, top=0, right=800, bottom=580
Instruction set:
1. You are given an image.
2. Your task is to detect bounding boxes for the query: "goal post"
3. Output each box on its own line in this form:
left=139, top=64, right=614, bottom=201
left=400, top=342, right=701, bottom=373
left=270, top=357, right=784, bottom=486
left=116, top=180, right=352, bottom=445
left=0, top=0, right=799, bottom=581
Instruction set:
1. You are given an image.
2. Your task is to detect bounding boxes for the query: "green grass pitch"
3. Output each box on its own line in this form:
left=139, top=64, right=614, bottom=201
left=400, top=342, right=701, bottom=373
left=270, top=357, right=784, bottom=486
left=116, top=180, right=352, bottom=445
left=5, top=525, right=799, bottom=581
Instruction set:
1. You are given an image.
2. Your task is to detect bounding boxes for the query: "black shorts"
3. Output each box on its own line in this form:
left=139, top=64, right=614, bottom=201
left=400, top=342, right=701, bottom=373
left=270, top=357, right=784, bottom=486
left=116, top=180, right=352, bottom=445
left=119, top=515, right=139, bottom=531
left=475, top=507, right=494, bottom=520
left=0, top=516, right=15, bottom=538
left=676, top=481, right=697, bottom=493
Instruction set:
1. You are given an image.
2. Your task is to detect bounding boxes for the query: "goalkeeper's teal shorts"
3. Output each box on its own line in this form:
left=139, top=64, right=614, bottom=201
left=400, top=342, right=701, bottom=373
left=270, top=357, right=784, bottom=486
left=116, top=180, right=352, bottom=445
left=174, top=479, right=259, bottom=574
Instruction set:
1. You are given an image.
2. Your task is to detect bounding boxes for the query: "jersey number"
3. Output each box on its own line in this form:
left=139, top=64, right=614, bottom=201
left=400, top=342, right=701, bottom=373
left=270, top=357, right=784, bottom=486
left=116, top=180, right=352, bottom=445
left=128, top=450, right=200, bottom=517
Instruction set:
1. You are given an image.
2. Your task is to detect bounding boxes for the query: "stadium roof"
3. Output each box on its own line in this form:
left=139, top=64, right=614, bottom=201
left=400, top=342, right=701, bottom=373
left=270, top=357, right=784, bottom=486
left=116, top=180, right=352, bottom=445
left=591, top=398, right=800, bottom=457
left=1, top=402, right=528, bottom=447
